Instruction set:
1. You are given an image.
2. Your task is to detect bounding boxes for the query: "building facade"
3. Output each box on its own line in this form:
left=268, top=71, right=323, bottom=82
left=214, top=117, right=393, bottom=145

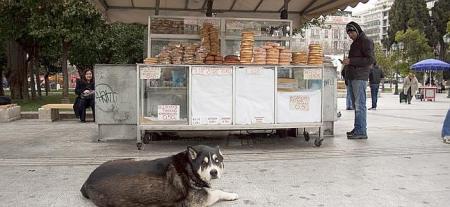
left=354, top=0, right=394, bottom=45
left=292, top=13, right=361, bottom=55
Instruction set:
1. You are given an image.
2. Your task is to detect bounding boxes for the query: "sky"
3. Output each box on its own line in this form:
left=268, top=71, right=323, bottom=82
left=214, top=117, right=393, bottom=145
left=345, top=0, right=378, bottom=14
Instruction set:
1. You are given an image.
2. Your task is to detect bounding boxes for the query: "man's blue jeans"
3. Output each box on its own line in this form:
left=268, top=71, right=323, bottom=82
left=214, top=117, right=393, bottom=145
left=348, top=80, right=367, bottom=136
left=346, top=84, right=353, bottom=109
left=370, top=83, right=379, bottom=108
left=442, top=109, right=450, bottom=138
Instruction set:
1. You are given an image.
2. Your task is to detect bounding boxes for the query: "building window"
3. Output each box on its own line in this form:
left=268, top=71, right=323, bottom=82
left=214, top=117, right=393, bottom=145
left=324, top=30, right=329, bottom=38
left=333, top=41, right=338, bottom=50
left=333, top=29, right=339, bottom=39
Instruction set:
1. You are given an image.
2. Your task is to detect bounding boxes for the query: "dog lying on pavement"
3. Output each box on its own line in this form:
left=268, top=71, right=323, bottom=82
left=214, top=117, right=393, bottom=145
left=81, top=145, right=238, bottom=207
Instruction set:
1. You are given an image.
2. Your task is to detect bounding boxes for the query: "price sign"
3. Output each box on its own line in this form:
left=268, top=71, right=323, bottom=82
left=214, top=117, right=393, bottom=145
left=192, top=67, right=232, bottom=75
left=303, top=69, right=322, bottom=80
left=221, top=117, right=232, bottom=125
left=157, top=105, right=180, bottom=120
left=140, top=67, right=161, bottom=79
left=289, top=95, right=310, bottom=111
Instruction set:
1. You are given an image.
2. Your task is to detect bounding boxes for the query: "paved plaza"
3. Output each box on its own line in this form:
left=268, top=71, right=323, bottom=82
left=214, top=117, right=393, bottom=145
left=0, top=92, right=449, bottom=207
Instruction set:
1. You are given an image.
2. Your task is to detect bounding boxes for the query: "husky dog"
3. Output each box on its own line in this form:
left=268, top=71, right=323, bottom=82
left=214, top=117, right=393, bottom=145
left=81, top=145, right=238, bottom=207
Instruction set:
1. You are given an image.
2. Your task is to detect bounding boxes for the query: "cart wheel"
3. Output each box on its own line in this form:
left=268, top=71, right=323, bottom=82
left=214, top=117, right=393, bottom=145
left=277, top=129, right=288, bottom=138
left=303, top=131, right=310, bottom=142
left=314, top=138, right=323, bottom=147
left=137, top=142, right=143, bottom=150
left=143, top=133, right=152, bottom=144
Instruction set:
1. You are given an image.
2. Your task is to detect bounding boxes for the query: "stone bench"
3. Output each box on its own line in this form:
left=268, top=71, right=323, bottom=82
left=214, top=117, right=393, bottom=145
left=38, top=104, right=74, bottom=121
left=0, top=104, right=21, bottom=122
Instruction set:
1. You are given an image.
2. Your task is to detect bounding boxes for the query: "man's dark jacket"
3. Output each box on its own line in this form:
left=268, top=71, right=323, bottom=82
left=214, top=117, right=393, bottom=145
left=347, top=31, right=375, bottom=81
left=369, top=65, right=384, bottom=84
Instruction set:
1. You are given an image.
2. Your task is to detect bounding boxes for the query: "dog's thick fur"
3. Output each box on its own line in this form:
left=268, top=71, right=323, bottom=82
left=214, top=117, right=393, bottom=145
left=81, top=145, right=238, bottom=207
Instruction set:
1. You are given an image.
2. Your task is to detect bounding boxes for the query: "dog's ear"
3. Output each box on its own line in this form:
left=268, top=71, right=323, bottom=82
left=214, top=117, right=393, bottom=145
left=216, top=145, right=223, bottom=156
left=187, top=146, right=197, bottom=160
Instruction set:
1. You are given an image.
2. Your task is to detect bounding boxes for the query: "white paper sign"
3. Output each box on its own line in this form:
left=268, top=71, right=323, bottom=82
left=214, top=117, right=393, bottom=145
left=303, top=69, right=322, bottom=80
left=221, top=117, right=232, bottom=125
left=252, top=117, right=265, bottom=124
left=140, top=67, right=161, bottom=79
left=192, top=117, right=201, bottom=125
left=246, top=67, right=263, bottom=75
left=289, top=95, right=310, bottom=111
left=157, top=105, right=180, bottom=120
left=192, top=67, right=232, bottom=75
left=207, top=117, right=219, bottom=125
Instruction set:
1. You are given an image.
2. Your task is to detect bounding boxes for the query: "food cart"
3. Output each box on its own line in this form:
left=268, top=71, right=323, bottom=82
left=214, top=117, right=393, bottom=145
left=133, top=15, right=337, bottom=150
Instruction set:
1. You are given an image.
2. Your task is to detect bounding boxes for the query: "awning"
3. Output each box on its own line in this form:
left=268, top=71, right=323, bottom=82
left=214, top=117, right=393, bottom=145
left=93, top=0, right=368, bottom=27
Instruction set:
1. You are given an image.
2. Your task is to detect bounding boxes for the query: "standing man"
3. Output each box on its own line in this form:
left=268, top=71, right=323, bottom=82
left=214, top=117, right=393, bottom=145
left=343, top=21, right=375, bottom=139
left=368, top=62, right=384, bottom=110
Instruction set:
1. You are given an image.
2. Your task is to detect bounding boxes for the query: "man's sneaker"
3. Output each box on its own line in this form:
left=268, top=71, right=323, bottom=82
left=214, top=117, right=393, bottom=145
left=368, top=107, right=376, bottom=110
left=347, top=133, right=368, bottom=139
left=346, top=129, right=355, bottom=136
left=444, top=136, right=450, bottom=144
left=346, top=107, right=354, bottom=110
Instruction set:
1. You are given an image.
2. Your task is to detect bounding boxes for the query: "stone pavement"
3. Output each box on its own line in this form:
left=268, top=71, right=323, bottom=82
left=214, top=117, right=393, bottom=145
left=0, top=92, right=449, bottom=207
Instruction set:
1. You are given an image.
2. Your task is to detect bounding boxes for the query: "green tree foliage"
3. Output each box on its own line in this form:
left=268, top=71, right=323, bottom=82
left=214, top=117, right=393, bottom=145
left=395, top=28, right=433, bottom=74
left=28, top=0, right=104, bottom=101
left=387, top=0, right=431, bottom=48
left=374, top=44, right=394, bottom=79
left=106, top=23, right=146, bottom=64
left=431, top=0, right=450, bottom=60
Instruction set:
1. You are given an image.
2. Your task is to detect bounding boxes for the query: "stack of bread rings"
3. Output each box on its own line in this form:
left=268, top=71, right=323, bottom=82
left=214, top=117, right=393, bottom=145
left=240, top=32, right=254, bottom=64
left=307, top=44, right=323, bottom=65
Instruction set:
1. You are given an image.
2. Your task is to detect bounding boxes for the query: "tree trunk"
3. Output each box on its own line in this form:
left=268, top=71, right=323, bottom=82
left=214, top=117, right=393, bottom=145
left=36, top=71, right=42, bottom=97
left=0, top=66, right=4, bottom=96
left=6, top=40, right=28, bottom=100
left=61, top=41, right=70, bottom=103
left=29, top=57, right=36, bottom=100
left=44, top=71, right=49, bottom=96
left=439, top=39, right=447, bottom=61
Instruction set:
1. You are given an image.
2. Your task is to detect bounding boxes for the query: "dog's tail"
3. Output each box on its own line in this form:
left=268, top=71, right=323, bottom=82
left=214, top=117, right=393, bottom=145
left=80, top=183, right=90, bottom=199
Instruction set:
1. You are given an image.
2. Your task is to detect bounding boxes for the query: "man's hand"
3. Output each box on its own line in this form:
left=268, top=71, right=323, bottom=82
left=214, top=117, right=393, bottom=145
left=343, top=58, right=350, bottom=65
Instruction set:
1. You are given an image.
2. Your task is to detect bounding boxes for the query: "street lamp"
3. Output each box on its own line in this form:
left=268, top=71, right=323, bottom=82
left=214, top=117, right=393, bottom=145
left=392, top=43, right=400, bottom=95
left=444, top=34, right=450, bottom=98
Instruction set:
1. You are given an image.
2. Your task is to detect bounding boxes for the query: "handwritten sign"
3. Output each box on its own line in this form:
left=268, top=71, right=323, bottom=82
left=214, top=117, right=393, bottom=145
left=221, top=117, right=232, bottom=125
left=289, top=95, right=310, bottom=111
left=303, top=69, right=322, bottom=80
left=140, top=67, right=161, bottom=79
left=207, top=117, right=219, bottom=125
left=157, top=105, right=180, bottom=120
left=192, top=117, right=201, bottom=125
left=246, top=67, right=263, bottom=75
left=192, top=67, right=232, bottom=76
left=252, top=117, right=265, bottom=124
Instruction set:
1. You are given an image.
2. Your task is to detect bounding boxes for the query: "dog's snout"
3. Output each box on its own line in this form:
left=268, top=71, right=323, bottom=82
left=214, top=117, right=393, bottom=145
left=210, top=169, right=218, bottom=178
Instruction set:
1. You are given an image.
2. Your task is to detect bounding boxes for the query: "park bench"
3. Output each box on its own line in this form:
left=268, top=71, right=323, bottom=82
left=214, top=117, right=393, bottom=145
left=0, top=104, right=21, bottom=122
left=38, top=104, right=74, bottom=121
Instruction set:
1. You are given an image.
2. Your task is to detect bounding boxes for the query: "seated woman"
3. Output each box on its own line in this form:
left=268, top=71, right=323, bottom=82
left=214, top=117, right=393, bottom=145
left=74, top=69, right=95, bottom=122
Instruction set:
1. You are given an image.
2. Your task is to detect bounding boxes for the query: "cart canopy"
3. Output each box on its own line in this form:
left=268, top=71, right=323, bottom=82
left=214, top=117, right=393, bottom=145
left=93, top=0, right=368, bottom=27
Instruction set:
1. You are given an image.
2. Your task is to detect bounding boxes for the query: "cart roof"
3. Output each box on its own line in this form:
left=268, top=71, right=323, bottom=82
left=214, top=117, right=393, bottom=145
left=93, top=0, right=368, bottom=27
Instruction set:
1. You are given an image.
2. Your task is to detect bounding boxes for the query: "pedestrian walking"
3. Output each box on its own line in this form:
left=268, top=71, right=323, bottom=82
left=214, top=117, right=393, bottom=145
left=368, top=62, right=384, bottom=110
left=342, top=21, right=375, bottom=139
left=403, top=73, right=419, bottom=104
left=341, top=66, right=354, bottom=110
left=442, top=109, right=450, bottom=144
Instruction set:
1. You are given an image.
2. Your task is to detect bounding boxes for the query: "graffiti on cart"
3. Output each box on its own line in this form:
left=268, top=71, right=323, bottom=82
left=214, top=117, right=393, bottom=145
left=95, top=83, right=118, bottom=112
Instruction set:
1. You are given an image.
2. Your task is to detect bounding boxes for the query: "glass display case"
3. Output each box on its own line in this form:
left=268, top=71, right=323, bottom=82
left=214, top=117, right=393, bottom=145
left=147, top=16, right=292, bottom=58
left=138, top=65, right=189, bottom=125
left=276, top=66, right=323, bottom=123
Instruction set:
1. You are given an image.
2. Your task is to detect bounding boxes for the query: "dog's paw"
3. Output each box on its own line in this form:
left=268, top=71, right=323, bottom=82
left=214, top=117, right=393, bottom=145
left=225, top=193, right=239, bottom=201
